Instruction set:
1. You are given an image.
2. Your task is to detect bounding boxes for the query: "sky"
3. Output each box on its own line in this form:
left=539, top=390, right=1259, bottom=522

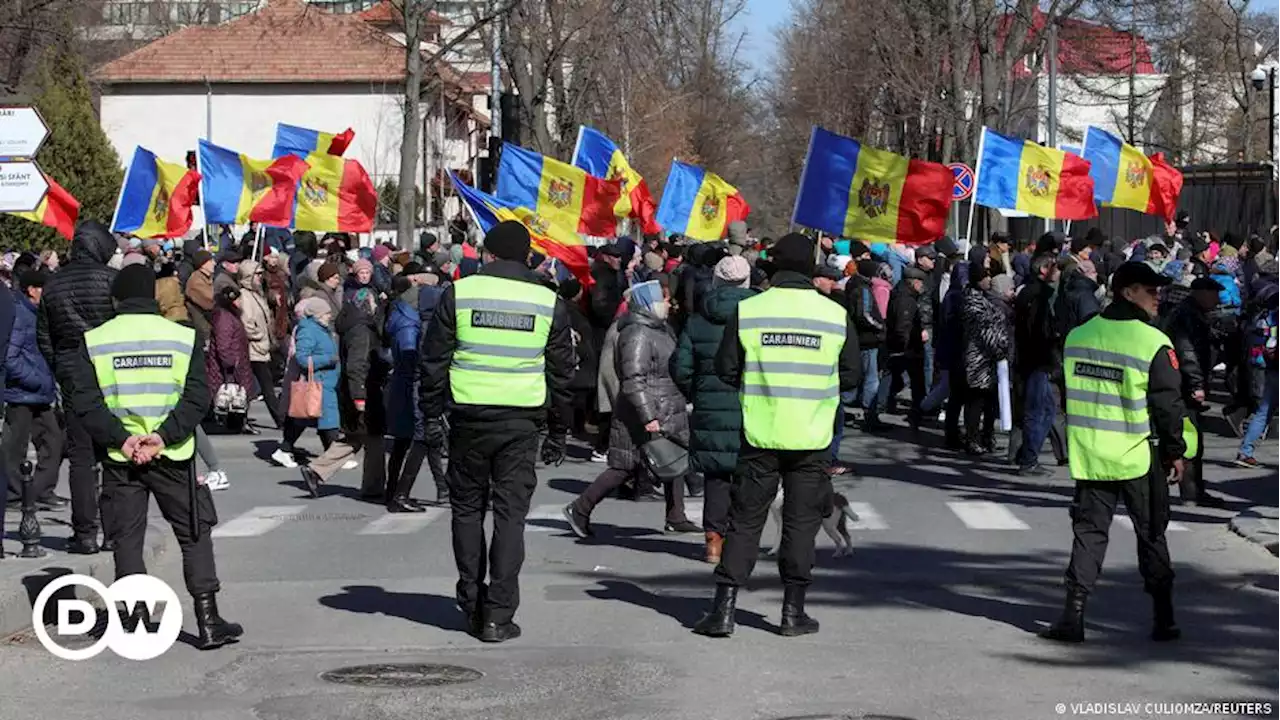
left=730, top=0, right=793, bottom=81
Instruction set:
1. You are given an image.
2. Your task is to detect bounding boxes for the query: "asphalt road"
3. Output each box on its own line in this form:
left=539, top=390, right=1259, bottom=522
left=0, top=410, right=1275, bottom=720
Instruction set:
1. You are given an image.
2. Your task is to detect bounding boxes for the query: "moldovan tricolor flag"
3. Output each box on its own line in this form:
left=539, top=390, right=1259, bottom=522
left=111, top=146, right=201, bottom=238
left=571, top=126, right=661, bottom=234
left=9, top=174, right=78, bottom=240
left=197, top=139, right=309, bottom=227
left=655, top=161, right=750, bottom=242
left=291, top=153, right=377, bottom=233
left=974, top=127, right=1096, bottom=220
left=1081, top=126, right=1183, bottom=222
left=272, top=123, right=354, bottom=159
left=496, top=142, right=623, bottom=239
left=453, top=171, right=592, bottom=288
left=792, top=126, right=953, bottom=245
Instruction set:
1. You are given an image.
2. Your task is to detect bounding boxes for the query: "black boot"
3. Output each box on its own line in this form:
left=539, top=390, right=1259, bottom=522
left=428, top=451, right=450, bottom=505
left=692, top=585, right=737, bottom=637
left=193, top=593, right=243, bottom=650
left=386, top=466, right=426, bottom=513
left=1150, top=587, right=1181, bottom=641
left=1039, top=589, right=1086, bottom=643
left=779, top=585, right=820, bottom=637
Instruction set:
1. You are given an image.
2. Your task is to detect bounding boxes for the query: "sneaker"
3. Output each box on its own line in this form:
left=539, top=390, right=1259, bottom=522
left=562, top=503, right=593, bottom=539
left=1017, top=463, right=1052, bottom=477
left=271, top=448, right=298, bottom=468
left=663, top=519, right=701, bottom=534
left=205, top=471, right=230, bottom=491
left=341, top=459, right=359, bottom=471
left=1234, top=455, right=1260, bottom=468
left=589, top=450, right=607, bottom=463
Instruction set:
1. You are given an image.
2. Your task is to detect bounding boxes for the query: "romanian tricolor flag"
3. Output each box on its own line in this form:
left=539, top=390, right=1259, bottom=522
left=974, top=128, right=1096, bottom=220
left=272, top=123, right=354, bottom=159
left=1082, top=126, right=1183, bottom=222
left=452, top=171, right=592, bottom=288
left=792, top=126, right=953, bottom=245
left=9, top=174, right=78, bottom=240
left=291, top=153, right=377, bottom=233
left=111, top=146, right=201, bottom=239
left=496, top=142, right=623, bottom=239
left=655, top=161, right=749, bottom=242
left=571, top=126, right=660, bottom=234
left=197, top=139, right=309, bottom=227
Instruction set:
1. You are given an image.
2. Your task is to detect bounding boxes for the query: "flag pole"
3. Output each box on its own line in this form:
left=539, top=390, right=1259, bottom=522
left=790, top=126, right=819, bottom=232
left=108, top=147, right=137, bottom=236
left=253, top=224, right=263, bottom=262
left=965, top=128, right=987, bottom=249
left=571, top=125, right=585, bottom=166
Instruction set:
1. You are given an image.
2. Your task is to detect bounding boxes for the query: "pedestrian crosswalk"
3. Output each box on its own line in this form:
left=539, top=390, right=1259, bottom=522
left=209, top=500, right=1194, bottom=538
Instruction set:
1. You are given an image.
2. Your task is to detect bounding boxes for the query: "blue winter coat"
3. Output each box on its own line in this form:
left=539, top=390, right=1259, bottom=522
left=5, top=292, right=55, bottom=406
left=385, top=298, right=422, bottom=440
left=293, top=316, right=341, bottom=430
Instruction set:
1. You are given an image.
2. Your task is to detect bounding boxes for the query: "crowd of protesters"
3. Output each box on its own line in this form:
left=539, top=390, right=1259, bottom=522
left=0, top=211, right=1275, bottom=557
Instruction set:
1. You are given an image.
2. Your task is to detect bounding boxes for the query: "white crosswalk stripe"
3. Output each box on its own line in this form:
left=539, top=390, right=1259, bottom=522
left=357, top=508, right=447, bottom=535
left=844, top=502, right=888, bottom=530
left=946, top=501, right=1031, bottom=530
left=212, top=505, right=307, bottom=537
left=684, top=499, right=703, bottom=526
left=526, top=504, right=569, bottom=532
left=1113, top=515, right=1189, bottom=532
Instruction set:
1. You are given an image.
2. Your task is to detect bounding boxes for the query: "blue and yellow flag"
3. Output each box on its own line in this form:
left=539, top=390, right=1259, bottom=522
left=111, top=146, right=201, bottom=239
left=272, top=123, right=354, bottom=159
left=974, top=128, right=1096, bottom=220
left=655, top=161, right=749, bottom=241
left=496, top=142, right=622, bottom=238
left=571, top=126, right=660, bottom=234
left=1082, top=126, right=1182, bottom=222
left=198, top=139, right=309, bottom=227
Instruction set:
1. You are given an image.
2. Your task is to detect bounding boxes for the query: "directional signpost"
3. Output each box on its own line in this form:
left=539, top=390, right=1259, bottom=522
left=0, top=106, right=50, bottom=213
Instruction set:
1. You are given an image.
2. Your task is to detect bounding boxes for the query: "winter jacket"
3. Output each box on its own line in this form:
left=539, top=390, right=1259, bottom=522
left=596, top=319, right=622, bottom=414
left=607, top=306, right=689, bottom=472
left=176, top=238, right=202, bottom=289
left=565, top=298, right=598, bottom=391
left=299, top=273, right=341, bottom=318
left=6, top=291, right=55, bottom=406
left=1054, top=269, right=1101, bottom=339
left=291, top=316, right=341, bottom=430
left=844, top=274, right=885, bottom=349
left=235, top=261, right=274, bottom=362
left=935, top=261, right=970, bottom=372
left=385, top=294, right=423, bottom=440
left=671, top=284, right=755, bottom=474
left=588, top=258, right=624, bottom=336
left=418, top=259, right=576, bottom=429
left=961, top=286, right=1012, bottom=390
left=205, top=306, right=253, bottom=394
left=37, top=221, right=117, bottom=393
left=156, top=275, right=188, bottom=323
left=372, top=262, right=393, bottom=297
left=185, top=268, right=215, bottom=338
left=263, top=263, right=292, bottom=343
left=1013, top=275, right=1059, bottom=376
left=1160, top=298, right=1214, bottom=400
left=335, top=283, right=384, bottom=434
left=885, top=280, right=926, bottom=358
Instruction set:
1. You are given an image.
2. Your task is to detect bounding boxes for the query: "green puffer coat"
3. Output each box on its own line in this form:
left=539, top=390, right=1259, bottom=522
left=670, top=284, right=757, bottom=475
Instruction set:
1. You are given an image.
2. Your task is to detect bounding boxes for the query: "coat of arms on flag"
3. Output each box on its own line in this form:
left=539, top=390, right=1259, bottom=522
left=304, top=177, right=329, bottom=206
left=547, top=179, right=573, bottom=208
left=1024, top=166, right=1051, bottom=197
left=700, top=193, right=720, bottom=222
left=857, top=177, right=891, bottom=218
left=1124, top=160, right=1148, bottom=188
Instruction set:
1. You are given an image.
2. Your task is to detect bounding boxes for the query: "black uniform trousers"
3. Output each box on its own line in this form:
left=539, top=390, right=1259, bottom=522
left=65, top=409, right=104, bottom=541
left=3, top=404, right=64, bottom=502
left=101, top=458, right=220, bottom=595
left=715, top=442, right=829, bottom=588
left=1064, top=448, right=1174, bottom=596
left=448, top=419, right=539, bottom=625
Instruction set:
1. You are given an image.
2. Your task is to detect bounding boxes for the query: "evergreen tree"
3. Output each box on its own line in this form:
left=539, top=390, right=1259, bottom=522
left=0, top=45, right=123, bottom=251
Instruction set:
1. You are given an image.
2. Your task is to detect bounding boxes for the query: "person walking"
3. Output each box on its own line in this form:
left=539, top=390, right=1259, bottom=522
left=881, top=267, right=929, bottom=426
left=4, top=269, right=63, bottom=509
left=235, top=260, right=283, bottom=428
left=1013, top=253, right=1064, bottom=475
left=562, top=278, right=701, bottom=538
left=36, top=221, right=116, bottom=553
left=959, top=265, right=1012, bottom=455
left=278, top=299, right=342, bottom=468
left=66, top=265, right=242, bottom=649
left=1161, top=277, right=1226, bottom=507
left=1234, top=283, right=1278, bottom=467
left=1041, top=262, right=1187, bottom=644
left=845, top=260, right=887, bottom=430
left=671, top=256, right=756, bottom=564
left=384, top=274, right=442, bottom=511
left=692, top=233, right=861, bottom=639
left=419, top=221, right=575, bottom=643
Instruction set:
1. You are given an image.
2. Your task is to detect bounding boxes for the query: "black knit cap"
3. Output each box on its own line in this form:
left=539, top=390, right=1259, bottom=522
left=771, top=232, right=816, bottom=276
left=484, top=220, right=531, bottom=261
left=112, top=264, right=156, bottom=301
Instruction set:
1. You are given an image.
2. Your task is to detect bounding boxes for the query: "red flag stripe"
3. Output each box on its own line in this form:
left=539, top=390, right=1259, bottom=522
left=1055, top=154, right=1098, bottom=220
left=895, top=159, right=954, bottom=245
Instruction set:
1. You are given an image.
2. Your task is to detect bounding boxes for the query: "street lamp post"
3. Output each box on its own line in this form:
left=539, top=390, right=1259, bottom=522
left=1251, top=66, right=1276, bottom=165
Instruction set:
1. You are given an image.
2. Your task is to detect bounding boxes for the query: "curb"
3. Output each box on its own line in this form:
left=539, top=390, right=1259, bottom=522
left=1228, top=505, right=1280, bottom=557
left=0, top=516, right=175, bottom=639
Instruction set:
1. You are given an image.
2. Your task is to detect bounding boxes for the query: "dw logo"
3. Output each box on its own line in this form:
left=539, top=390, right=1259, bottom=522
left=31, top=574, right=183, bottom=661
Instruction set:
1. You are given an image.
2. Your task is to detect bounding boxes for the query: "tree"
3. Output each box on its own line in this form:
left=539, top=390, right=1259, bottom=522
left=0, top=43, right=122, bottom=250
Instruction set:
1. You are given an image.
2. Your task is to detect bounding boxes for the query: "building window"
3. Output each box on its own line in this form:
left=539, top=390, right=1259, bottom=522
left=167, top=1, right=214, bottom=24
left=307, top=0, right=377, bottom=13
left=103, top=1, right=146, bottom=25
left=222, top=1, right=260, bottom=20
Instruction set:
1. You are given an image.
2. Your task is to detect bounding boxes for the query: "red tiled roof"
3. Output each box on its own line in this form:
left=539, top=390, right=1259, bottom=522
left=94, top=0, right=406, bottom=84
left=1006, top=11, right=1157, bottom=77
left=358, top=0, right=448, bottom=27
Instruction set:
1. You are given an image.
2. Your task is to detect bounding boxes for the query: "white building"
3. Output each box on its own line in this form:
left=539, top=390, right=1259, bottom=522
left=92, top=0, right=488, bottom=233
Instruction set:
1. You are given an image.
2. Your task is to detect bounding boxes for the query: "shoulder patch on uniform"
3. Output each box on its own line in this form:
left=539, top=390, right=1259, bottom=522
left=1166, top=348, right=1179, bottom=370
left=112, top=354, right=173, bottom=370
left=1073, top=361, right=1123, bottom=383
left=761, top=332, right=821, bottom=349
left=472, top=310, right=535, bottom=332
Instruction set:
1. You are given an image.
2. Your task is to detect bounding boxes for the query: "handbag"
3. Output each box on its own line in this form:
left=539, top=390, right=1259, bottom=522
left=287, top=357, right=323, bottom=420
left=640, top=432, right=688, bottom=480
left=213, top=380, right=248, bottom=420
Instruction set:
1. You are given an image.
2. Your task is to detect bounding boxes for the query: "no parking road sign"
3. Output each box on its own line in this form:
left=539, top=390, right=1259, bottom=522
left=948, top=163, right=974, bottom=201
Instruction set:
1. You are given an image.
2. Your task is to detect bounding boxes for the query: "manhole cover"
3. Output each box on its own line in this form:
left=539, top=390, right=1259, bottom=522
left=320, top=663, right=483, bottom=688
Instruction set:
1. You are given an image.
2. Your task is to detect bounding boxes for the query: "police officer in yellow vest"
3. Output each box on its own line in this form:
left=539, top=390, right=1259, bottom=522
left=419, top=221, right=575, bottom=643
left=1041, top=262, right=1187, bottom=644
left=694, top=233, right=861, bottom=638
left=67, top=265, right=242, bottom=650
